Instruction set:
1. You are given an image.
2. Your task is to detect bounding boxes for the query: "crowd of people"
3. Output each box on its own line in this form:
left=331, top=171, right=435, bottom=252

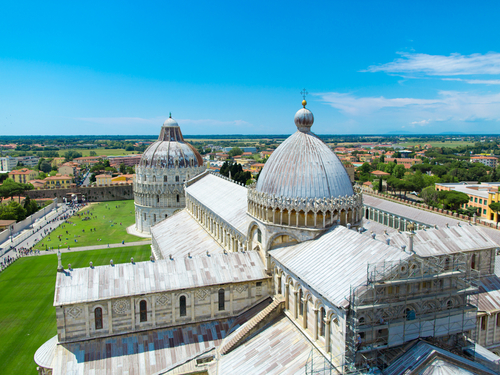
left=0, top=201, right=88, bottom=273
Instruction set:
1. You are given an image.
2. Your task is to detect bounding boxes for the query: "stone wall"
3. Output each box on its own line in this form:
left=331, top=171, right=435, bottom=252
left=27, top=184, right=133, bottom=202
left=57, top=279, right=271, bottom=343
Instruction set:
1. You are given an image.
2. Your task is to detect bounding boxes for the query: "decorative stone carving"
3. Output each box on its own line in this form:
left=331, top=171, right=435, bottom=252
left=156, top=294, right=171, bottom=306
left=113, top=299, right=130, bottom=314
left=195, top=289, right=210, bottom=300
left=235, top=285, right=248, bottom=294
left=66, top=306, right=83, bottom=319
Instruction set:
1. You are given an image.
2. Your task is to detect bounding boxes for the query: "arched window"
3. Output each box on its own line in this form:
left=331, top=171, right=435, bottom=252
left=320, top=307, right=326, bottom=337
left=180, top=296, right=186, bottom=317
left=218, top=289, right=225, bottom=311
left=175, top=176, right=179, bottom=182
left=176, top=195, right=180, bottom=203
left=446, top=300, right=453, bottom=310
left=257, top=229, right=262, bottom=243
left=143, top=213, right=146, bottom=221
left=164, top=175, right=168, bottom=182
left=299, top=290, right=303, bottom=316
left=153, top=176, right=156, bottom=182
left=481, top=315, right=487, bottom=330
left=157, top=195, right=159, bottom=203
left=140, top=300, right=147, bottom=322
left=471, top=254, right=477, bottom=270
left=358, top=316, right=365, bottom=326
left=153, top=214, right=156, bottom=223
left=95, top=307, right=103, bottom=330
left=144, top=175, right=147, bottom=182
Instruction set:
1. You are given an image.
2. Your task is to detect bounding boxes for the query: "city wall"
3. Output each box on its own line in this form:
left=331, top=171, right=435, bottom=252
left=26, top=184, right=134, bottom=202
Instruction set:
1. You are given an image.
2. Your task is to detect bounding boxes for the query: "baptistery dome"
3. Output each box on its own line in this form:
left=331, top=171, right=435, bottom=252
left=256, top=102, right=354, bottom=199
left=134, top=114, right=205, bottom=234
left=139, top=116, right=203, bottom=169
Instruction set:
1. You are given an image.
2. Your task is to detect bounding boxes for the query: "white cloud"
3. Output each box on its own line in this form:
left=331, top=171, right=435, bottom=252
left=315, top=91, right=500, bottom=124
left=442, top=78, right=500, bottom=85
left=411, top=119, right=430, bottom=126
left=365, top=52, right=500, bottom=76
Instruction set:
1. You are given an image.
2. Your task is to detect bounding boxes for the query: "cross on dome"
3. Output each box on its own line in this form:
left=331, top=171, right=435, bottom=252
left=300, top=88, right=308, bottom=107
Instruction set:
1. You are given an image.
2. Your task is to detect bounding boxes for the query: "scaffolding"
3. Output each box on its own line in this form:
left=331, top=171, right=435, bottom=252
left=344, top=252, right=480, bottom=371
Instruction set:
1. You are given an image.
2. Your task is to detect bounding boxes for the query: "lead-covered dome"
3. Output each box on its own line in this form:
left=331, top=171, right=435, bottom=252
left=139, top=115, right=203, bottom=168
left=255, top=103, right=353, bottom=199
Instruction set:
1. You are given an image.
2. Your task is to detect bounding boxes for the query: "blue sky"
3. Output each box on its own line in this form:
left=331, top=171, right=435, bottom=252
left=2, top=1, right=500, bottom=135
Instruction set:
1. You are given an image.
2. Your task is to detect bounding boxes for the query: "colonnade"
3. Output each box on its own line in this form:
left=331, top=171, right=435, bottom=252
left=363, top=206, right=429, bottom=231
left=187, top=195, right=246, bottom=252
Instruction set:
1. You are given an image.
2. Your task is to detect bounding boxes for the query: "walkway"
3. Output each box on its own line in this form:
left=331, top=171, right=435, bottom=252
left=30, top=240, right=151, bottom=256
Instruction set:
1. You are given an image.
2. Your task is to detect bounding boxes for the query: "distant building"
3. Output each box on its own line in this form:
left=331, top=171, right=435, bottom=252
left=95, top=174, right=112, bottom=186
left=223, top=146, right=257, bottom=153
left=471, top=156, right=498, bottom=168
left=15, top=155, right=39, bottom=168
left=73, top=156, right=104, bottom=166
left=435, top=182, right=500, bottom=220
left=9, top=168, right=37, bottom=183
left=0, top=156, right=18, bottom=172
left=58, top=162, right=80, bottom=177
left=107, top=154, right=142, bottom=167
left=44, top=174, right=73, bottom=189
left=385, top=157, right=422, bottom=169
left=51, top=157, right=66, bottom=167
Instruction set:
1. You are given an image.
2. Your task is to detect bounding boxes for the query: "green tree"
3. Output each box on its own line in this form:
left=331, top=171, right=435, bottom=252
left=378, top=178, right=383, bottom=192
left=438, top=190, right=469, bottom=211
left=228, top=147, right=243, bottom=157
left=393, top=164, right=406, bottom=179
left=89, top=150, right=97, bottom=156
left=119, top=163, right=127, bottom=174
left=420, top=186, right=438, bottom=206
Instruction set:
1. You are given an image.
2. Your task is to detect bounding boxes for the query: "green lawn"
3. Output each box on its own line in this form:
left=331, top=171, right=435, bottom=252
left=64, top=148, right=139, bottom=157
left=0, top=245, right=151, bottom=375
left=36, top=200, right=148, bottom=249
left=399, top=141, right=475, bottom=148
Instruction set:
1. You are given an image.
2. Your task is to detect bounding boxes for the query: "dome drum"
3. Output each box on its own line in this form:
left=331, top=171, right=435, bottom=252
left=248, top=187, right=363, bottom=229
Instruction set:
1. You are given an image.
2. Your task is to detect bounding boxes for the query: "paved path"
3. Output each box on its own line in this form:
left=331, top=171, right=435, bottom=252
left=31, top=240, right=151, bottom=256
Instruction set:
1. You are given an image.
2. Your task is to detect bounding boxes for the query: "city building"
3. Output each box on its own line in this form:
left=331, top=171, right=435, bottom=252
left=0, top=156, right=18, bottom=172
left=133, top=115, right=205, bottom=234
left=385, top=157, right=422, bottom=169
left=95, top=174, right=112, bottom=186
left=44, top=174, right=73, bottom=189
left=107, top=154, right=142, bottom=167
left=111, top=174, right=134, bottom=184
left=471, top=156, right=498, bottom=168
left=58, top=162, right=80, bottom=176
left=73, top=156, right=104, bottom=166
left=51, top=157, right=66, bottom=167
left=8, top=168, right=37, bottom=183
left=436, top=182, right=500, bottom=220
left=15, top=155, right=40, bottom=168
left=35, top=102, right=500, bottom=375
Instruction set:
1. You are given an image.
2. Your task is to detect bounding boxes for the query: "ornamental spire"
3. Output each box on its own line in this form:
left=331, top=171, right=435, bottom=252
left=300, top=88, right=308, bottom=108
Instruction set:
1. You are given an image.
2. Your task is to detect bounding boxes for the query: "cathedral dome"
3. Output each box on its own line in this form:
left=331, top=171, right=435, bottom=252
left=139, top=115, right=203, bottom=169
left=255, top=102, right=353, bottom=199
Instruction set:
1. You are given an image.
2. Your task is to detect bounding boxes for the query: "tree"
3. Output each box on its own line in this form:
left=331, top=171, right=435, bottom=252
left=378, top=178, right=383, bottom=192
left=489, top=201, right=500, bottom=222
left=380, top=154, right=385, bottom=163
left=228, top=147, right=243, bottom=157
left=23, top=196, right=39, bottom=216
left=89, top=150, right=97, bottom=156
left=438, top=190, right=469, bottom=211
left=119, top=163, right=127, bottom=174
left=64, top=150, right=82, bottom=161
left=393, top=164, right=406, bottom=179
left=420, top=186, right=438, bottom=206
left=0, top=201, right=27, bottom=221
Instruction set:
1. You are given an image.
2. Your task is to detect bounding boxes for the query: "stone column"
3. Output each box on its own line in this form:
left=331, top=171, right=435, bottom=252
left=325, top=318, right=331, bottom=352
left=131, top=298, right=135, bottom=330
left=85, top=306, right=90, bottom=338
left=293, top=290, right=298, bottom=318
left=152, top=296, right=156, bottom=327
left=172, top=294, right=176, bottom=324
left=230, top=285, right=234, bottom=315
left=210, top=289, right=215, bottom=318
left=313, top=308, right=319, bottom=340
left=108, top=301, right=113, bottom=334
left=285, top=282, right=290, bottom=310
left=303, top=298, right=308, bottom=328
left=191, top=291, right=195, bottom=321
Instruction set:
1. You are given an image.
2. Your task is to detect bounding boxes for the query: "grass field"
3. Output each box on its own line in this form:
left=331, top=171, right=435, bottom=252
left=63, top=148, right=139, bottom=157
left=36, top=199, right=148, bottom=250
left=0, top=245, right=151, bottom=375
left=399, top=141, right=475, bottom=148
